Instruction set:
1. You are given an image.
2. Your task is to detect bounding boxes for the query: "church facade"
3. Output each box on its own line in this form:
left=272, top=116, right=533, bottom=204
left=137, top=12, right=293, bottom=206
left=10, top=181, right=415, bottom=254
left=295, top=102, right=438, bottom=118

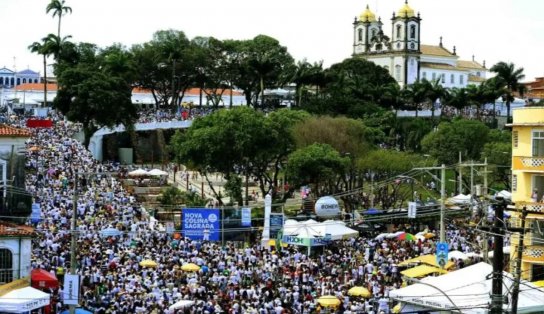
left=352, top=1, right=486, bottom=88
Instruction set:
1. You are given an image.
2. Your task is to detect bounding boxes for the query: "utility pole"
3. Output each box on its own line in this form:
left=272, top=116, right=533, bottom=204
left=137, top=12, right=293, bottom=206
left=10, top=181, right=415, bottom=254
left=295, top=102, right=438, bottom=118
left=440, top=164, right=446, bottom=242
left=69, top=174, right=78, bottom=314
left=482, top=158, right=489, bottom=263
left=490, top=199, right=505, bottom=314
left=458, top=152, right=463, bottom=195
left=511, top=207, right=527, bottom=314
left=414, top=165, right=447, bottom=242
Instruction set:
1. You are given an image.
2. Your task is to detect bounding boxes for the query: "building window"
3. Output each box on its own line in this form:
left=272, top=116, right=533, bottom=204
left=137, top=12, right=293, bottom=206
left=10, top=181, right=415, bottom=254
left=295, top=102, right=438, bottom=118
left=395, top=65, right=401, bottom=81
left=371, top=29, right=377, bottom=40
left=432, top=73, right=436, bottom=81
left=410, top=25, right=416, bottom=39
left=441, top=73, right=445, bottom=83
left=450, top=74, right=454, bottom=84
left=533, top=130, right=544, bottom=157
left=396, top=24, right=402, bottom=39
left=459, top=75, right=464, bottom=85
left=512, top=175, right=517, bottom=192
left=0, top=248, right=12, bottom=284
left=358, top=29, right=363, bottom=42
left=476, top=71, right=481, bottom=77
left=513, top=131, right=519, bottom=148
left=422, top=72, right=426, bottom=79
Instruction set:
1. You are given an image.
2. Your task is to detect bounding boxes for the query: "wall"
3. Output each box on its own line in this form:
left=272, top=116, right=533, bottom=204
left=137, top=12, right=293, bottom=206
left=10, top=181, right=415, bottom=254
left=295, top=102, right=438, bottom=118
left=0, top=237, right=31, bottom=280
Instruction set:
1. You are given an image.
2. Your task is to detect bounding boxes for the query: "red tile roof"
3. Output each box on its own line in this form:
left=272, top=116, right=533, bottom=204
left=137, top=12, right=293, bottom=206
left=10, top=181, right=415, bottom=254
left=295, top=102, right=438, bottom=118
left=0, top=125, right=31, bottom=137
left=0, top=221, right=34, bottom=237
left=15, top=83, right=58, bottom=92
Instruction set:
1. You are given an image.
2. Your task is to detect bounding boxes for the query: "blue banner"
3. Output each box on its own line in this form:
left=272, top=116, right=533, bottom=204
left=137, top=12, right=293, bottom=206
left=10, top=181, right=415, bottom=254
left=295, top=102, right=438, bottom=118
left=270, top=213, right=284, bottom=237
left=31, top=203, right=41, bottom=224
left=241, top=208, right=251, bottom=227
left=182, top=208, right=220, bottom=241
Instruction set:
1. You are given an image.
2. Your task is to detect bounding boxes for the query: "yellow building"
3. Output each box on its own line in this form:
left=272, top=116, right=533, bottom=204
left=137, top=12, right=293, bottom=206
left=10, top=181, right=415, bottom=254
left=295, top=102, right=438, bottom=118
left=509, top=107, right=544, bottom=281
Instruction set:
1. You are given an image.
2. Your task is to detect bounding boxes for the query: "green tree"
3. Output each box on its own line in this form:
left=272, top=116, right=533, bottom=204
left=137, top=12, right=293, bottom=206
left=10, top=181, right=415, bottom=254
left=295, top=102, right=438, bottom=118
left=292, top=116, right=380, bottom=156
left=286, top=143, right=349, bottom=195
left=490, top=61, right=525, bottom=122
left=421, top=119, right=490, bottom=164
left=28, top=36, right=57, bottom=106
left=46, top=0, right=72, bottom=39
left=322, top=57, right=396, bottom=117
left=224, top=174, right=243, bottom=205
left=53, top=43, right=138, bottom=147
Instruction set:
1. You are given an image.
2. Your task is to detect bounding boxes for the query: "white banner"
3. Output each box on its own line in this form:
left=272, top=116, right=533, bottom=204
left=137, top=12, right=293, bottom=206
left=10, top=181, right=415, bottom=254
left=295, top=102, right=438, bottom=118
left=63, top=274, right=80, bottom=305
left=408, top=202, right=417, bottom=218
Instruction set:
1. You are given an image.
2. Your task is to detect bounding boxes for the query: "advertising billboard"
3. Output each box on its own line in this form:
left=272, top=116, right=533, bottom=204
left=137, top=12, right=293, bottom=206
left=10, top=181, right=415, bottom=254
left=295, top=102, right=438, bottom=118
left=182, top=208, right=220, bottom=241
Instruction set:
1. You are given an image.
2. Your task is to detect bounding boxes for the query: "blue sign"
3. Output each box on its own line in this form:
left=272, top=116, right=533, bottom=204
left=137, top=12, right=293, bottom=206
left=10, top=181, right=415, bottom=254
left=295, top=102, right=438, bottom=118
left=31, top=203, right=41, bottom=224
left=182, top=208, right=220, bottom=241
left=270, top=213, right=284, bottom=237
left=241, top=208, right=251, bottom=227
left=436, top=242, right=449, bottom=268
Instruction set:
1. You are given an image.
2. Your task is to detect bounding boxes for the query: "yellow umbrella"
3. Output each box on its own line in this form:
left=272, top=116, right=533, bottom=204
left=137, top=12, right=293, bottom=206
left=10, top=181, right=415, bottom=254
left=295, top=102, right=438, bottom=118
left=347, top=286, right=371, bottom=298
left=181, top=263, right=201, bottom=272
left=424, top=233, right=435, bottom=239
left=317, top=295, right=341, bottom=308
left=392, top=303, right=402, bottom=313
left=139, top=260, right=158, bottom=268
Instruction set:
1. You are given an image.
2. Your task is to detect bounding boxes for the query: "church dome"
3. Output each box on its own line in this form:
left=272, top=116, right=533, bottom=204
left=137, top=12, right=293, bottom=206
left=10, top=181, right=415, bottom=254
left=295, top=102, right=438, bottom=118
left=359, top=5, right=377, bottom=22
left=397, top=1, right=415, bottom=18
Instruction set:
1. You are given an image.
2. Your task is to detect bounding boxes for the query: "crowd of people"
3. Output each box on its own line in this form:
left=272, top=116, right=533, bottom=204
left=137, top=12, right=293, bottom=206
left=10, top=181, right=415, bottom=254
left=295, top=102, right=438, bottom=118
left=19, top=110, right=487, bottom=314
left=136, top=108, right=215, bottom=124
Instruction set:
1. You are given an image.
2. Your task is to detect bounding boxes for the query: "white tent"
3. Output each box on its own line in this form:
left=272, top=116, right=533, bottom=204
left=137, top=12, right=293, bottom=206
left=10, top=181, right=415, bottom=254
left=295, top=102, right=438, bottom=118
left=0, top=286, right=50, bottom=313
left=496, top=190, right=512, bottom=200
left=283, top=219, right=358, bottom=241
left=447, top=250, right=468, bottom=260
left=390, top=262, right=544, bottom=314
left=317, top=220, right=358, bottom=240
left=168, top=300, right=195, bottom=310
left=447, top=194, right=472, bottom=205
left=148, top=169, right=168, bottom=176
left=128, top=168, right=148, bottom=177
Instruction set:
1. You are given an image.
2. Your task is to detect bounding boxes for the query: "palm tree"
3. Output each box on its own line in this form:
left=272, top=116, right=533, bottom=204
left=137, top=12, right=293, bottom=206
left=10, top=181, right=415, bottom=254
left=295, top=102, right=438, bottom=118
left=490, top=61, right=525, bottom=122
left=404, top=80, right=427, bottom=117
left=423, top=78, right=447, bottom=121
left=28, top=37, right=56, bottom=107
left=291, top=59, right=311, bottom=106
left=43, top=33, right=72, bottom=60
left=445, top=87, right=469, bottom=115
left=46, top=0, right=72, bottom=39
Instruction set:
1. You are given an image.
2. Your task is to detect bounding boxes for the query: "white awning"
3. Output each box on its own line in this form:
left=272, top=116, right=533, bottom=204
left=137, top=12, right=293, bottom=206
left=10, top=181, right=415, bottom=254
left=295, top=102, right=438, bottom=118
left=0, top=286, right=50, bottom=313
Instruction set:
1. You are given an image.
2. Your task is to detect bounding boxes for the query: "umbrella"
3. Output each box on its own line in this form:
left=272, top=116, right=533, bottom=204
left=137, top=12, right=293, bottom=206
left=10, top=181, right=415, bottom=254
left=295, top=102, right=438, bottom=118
left=29, top=146, right=40, bottom=152
left=317, top=295, right=341, bottom=308
left=148, top=169, right=169, bottom=176
left=347, top=286, right=371, bottom=298
left=99, top=227, right=121, bottom=237
left=392, top=303, right=402, bottom=313
left=181, top=263, right=200, bottom=272
left=60, top=309, right=93, bottom=314
left=397, top=233, right=416, bottom=241
left=139, top=260, right=158, bottom=268
left=168, top=300, right=195, bottom=310
left=424, top=232, right=435, bottom=239
left=128, top=168, right=149, bottom=177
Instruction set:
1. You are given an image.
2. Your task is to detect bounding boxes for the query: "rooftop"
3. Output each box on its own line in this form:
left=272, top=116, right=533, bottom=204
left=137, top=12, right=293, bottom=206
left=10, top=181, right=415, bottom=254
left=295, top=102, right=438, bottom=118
left=0, top=221, right=34, bottom=237
left=420, top=62, right=468, bottom=72
left=0, top=124, right=32, bottom=137
left=420, top=45, right=456, bottom=57
left=458, top=60, right=486, bottom=70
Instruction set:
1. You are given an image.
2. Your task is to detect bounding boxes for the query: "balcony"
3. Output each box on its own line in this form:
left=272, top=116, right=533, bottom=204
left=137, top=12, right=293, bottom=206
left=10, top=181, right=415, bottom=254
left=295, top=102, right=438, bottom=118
left=0, top=187, right=32, bottom=224
left=523, top=245, right=544, bottom=263
left=516, top=202, right=544, bottom=213
left=513, top=156, right=544, bottom=172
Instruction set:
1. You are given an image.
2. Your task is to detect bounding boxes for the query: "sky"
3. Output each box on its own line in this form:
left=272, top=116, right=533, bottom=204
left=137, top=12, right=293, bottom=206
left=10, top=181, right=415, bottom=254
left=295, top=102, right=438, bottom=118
left=1, top=0, right=543, bottom=81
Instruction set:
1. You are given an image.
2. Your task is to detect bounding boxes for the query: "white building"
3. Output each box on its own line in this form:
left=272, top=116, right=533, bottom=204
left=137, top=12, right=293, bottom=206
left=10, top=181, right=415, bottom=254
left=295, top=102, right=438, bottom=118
left=352, top=1, right=487, bottom=88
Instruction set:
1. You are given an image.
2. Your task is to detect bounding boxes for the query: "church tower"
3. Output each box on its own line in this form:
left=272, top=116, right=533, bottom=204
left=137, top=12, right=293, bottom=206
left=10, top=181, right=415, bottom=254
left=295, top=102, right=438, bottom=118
left=353, top=5, right=382, bottom=55
left=390, top=0, right=421, bottom=85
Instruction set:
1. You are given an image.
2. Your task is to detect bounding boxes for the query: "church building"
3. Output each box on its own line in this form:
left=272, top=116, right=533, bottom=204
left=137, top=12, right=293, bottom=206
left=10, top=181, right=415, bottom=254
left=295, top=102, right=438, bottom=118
left=352, top=1, right=486, bottom=88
